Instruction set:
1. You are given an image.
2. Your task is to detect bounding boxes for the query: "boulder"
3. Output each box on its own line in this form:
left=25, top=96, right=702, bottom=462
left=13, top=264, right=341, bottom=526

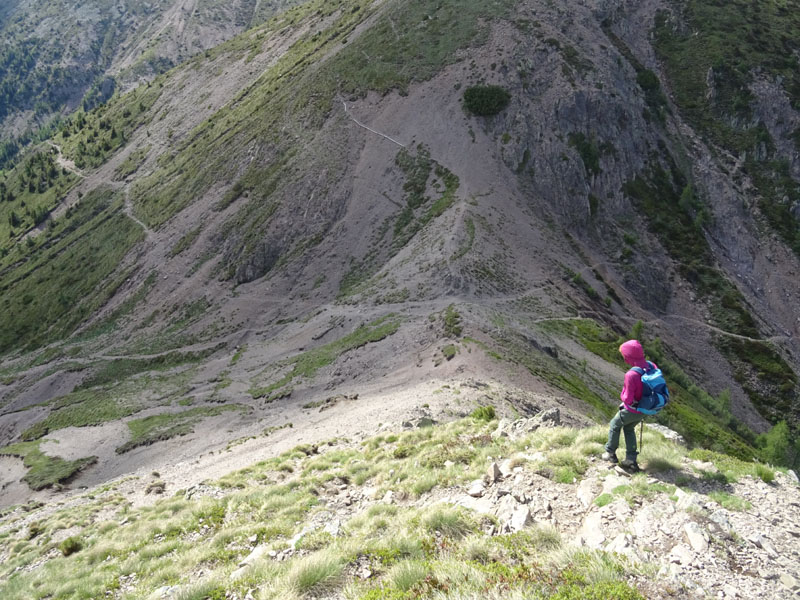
left=684, top=522, right=708, bottom=552
left=491, top=419, right=511, bottom=439
left=508, top=507, right=532, bottom=532
left=530, top=407, right=560, bottom=428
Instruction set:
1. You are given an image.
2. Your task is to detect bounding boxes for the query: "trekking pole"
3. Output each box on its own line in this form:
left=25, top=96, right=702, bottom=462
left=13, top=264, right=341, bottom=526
left=639, top=419, right=644, bottom=453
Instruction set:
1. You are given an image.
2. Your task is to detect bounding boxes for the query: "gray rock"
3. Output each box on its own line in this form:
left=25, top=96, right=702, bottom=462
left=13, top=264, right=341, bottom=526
left=508, top=507, right=532, bottom=532
left=675, top=488, right=704, bottom=511
left=491, top=419, right=511, bottom=439
left=669, top=544, right=694, bottom=565
left=645, top=424, right=686, bottom=445
left=577, top=478, right=597, bottom=508
left=787, top=469, right=799, bottom=485
left=499, top=459, right=515, bottom=478
left=239, top=545, right=268, bottom=567
left=531, top=407, right=560, bottom=428
left=710, top=509, right=734, bottom=535
left=147, top=586, right=175, bottom=600
left=324, top=518, right=341, bottom=537
left=487, top=462, right=501, bottom=483
left=684, top=522, right=708, bottom=552
left=579, top=512, right=605, bottom=548
left=780, top=573, right=799, bottom=592
left=467, top=480, right=486, bottom=498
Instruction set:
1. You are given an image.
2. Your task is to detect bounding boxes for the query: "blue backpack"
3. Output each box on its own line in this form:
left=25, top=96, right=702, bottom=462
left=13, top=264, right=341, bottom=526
left=630, top=361, right=669, bottom=415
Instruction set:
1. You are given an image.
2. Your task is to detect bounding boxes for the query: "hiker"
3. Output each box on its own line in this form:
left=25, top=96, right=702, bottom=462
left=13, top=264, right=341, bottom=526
left=602, top=339, right=650, bottom=470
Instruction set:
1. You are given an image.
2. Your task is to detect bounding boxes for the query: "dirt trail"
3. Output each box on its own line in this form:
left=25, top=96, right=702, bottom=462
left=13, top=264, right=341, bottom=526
left=122, top=187, right=154, bottom=240
left=341, top=99, right=406, bottom=148
left=47, top=142, right=85, bottom=179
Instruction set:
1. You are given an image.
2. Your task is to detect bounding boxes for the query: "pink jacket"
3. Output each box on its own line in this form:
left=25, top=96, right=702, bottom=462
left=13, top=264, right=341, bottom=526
left=619, top=340, right=650, bottom=414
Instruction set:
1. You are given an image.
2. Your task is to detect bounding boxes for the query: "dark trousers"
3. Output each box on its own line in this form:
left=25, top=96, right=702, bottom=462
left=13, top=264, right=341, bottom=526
left=605, top=408, right=645, bottom=462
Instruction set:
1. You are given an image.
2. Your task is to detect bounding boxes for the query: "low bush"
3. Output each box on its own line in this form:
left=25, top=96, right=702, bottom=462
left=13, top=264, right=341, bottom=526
left=463, top=85, right=511, bottom=116
left=59, top=536, right=83, bottom=557
left=470, top=405, right=496, bottom=421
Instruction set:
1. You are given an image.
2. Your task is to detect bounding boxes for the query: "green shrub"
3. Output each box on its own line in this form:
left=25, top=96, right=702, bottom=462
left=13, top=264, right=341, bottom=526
left=422, top=507, right=474, bottom=538
left=59, top=536, right=83, bottom=556
left=755, top=464, right=774, bottom=483
left=470, top=405, right=496, bottom=421
left=463, top=85, right=511, bottom=116
left=444, top=304, right=463, bottom=337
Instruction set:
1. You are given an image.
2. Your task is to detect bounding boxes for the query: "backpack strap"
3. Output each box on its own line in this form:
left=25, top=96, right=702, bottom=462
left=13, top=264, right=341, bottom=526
left=628, top=366, right=646, bottom=410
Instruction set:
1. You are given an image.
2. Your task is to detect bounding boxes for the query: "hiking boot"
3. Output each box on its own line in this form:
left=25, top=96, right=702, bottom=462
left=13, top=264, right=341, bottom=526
left=620, top=458, right=640, bottom=472
left=601, top=452, right=618, bottom=464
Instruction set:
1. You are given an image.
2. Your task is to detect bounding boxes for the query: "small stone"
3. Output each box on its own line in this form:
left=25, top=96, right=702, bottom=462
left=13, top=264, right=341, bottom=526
left=382, top=491, right=394, bottom=504
left=779, top=573, right=799, bottom=592
left=576, top=479, right=596, bottom=508
left=487, top=462, right=501, bottom=483
left=239, top=545, right=268, bottom=567
left=669, top=544, right=693, bottom=565
left=467, top=480, right=486, bottom=498
left=324, top=519, right=341, bottom=537
left=248, top=535, right=258, bottom=544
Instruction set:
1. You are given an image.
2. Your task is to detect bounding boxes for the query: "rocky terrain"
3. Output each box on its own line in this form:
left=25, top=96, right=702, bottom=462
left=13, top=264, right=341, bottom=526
left=0, top=407, right=798, bottom=599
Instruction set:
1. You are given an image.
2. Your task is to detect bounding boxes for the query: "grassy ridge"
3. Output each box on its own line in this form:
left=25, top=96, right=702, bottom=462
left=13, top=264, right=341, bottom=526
left=0, top=413, right=779, bottom=599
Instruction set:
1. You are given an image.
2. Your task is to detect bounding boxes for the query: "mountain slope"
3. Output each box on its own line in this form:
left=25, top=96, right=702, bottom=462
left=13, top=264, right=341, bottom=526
left=0, top=0, right=799, bottom=506
left=0, top=0, right=304, bottom=167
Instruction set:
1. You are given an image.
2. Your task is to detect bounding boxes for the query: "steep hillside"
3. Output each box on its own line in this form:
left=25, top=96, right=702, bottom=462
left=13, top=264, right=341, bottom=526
left=1, top=0, right=799, bottom=513
left=0, top=0, right=302, bottom=166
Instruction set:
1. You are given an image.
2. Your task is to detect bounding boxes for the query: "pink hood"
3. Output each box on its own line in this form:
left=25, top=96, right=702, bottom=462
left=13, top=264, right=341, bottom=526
left=619, top=340, right=647, bottom=369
